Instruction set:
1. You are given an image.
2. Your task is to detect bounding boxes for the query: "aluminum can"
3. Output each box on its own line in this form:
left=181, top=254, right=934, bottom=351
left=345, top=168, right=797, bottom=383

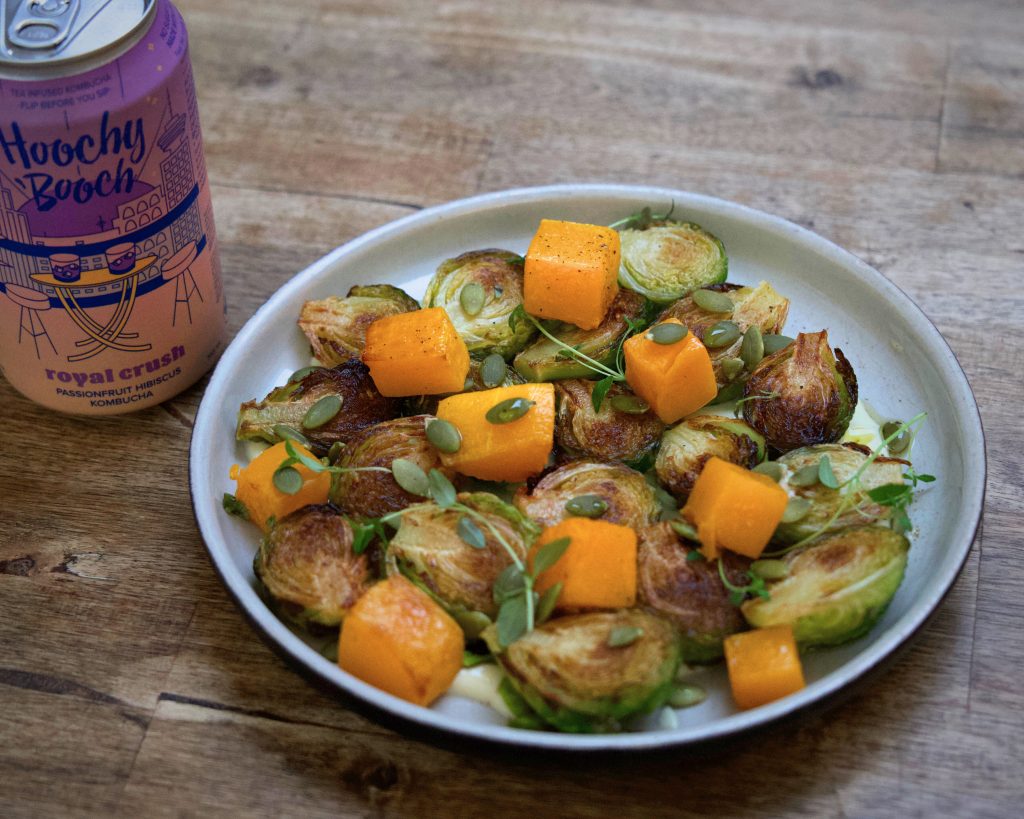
left=0, top=0, right=225, bottom=414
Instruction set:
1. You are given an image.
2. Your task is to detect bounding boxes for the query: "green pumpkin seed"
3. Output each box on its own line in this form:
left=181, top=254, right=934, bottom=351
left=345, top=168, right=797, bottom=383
left=301, top=394, right=343, bottom=429
left=272, top=466, right=303, bottom=495
left=788, top=464, right=821, bottom=487
left=691, top=289, right=734, bottom=314
left=703, top=320, right=742, bottom=349
left=459, top=282, right=486, bottom=316
left=485, top=397, right=535, bottom=424
left=740, top=326, right=764, bottom=369
left=480, top=353, right=506, bottom=388
left=752, top=461, right=783, bottom=482
left=781, top=496, right=812, bottom=523
left=762, top=334, right=795, bottom=355
left=646, top=323, right=688, bottom=345
left=454, top=610, right=492, bottom=640
left=273, top=423, right=311, bottom=449
left=751, top=558, right=790, bottom=580
left=607, top=626, right=644, bottom=648
left=882, top=421, right=912, bottom=454
left=670, top=518, right=699, bottom=541
left=668, top=683, right=707, bottom=709
left=457, top=515, right=487, bottom=549
left=391, top=458, right=430, bottom=496
left=609, top=394, right=650, bottom=414
left=565, top=494, right=608, bottom=518
left=714, top=380, right=745, bottom=404
left=287, top=365, right=322, bottom=384
left=721, top=357, right=745, bottom=380
left=425, top=418, right=462, bottom=454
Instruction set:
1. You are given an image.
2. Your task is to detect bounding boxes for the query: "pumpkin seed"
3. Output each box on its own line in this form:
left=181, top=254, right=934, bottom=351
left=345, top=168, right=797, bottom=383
left=565, top=494, right=608, bottom=518
left=668, top=683, right=707, bottom=709
left=703, top=320, right=742, bottom=348
left=272, top=466, right=303, bottom=495
left=646, top=323, right=688, bottom=345
left=751, top=558, right=790, bottom=580
left=425, top=418, right=462, bottom=454
left=762, top=334, right=795, bottom=355
left=740, top=326, right=764, bottom=369
left=670, top=518, right=699, bottom=541
left=273, top=424, right=311, bottom=449
left=882, top=421, right=912, bottom=454
left=607, top=626, right=644, bottom=648
left=788, top=464, right=821, bottom=487
left=453, top=610, right=492, bottom=640
left=692, top=289, right=734, bottom=314
left=301, top=394, right=343, bottom=429
left=721, top=357, right=745, bottom=380
left=485, top=397, right=535, bottom=424
left=287, top=365, right=322, bottom=384
left=459, top=282, right=486, bottom=316
left=480, top=353, right=506, bottom=388
left=609, top=394, right=650, bottom=414
left=781, top=496, right=813, bottom=523
left=391, top=458, right=430, bottom=496
left=752, top=461, right=783, bottom=482
left=714, top=380, right=745, bottom=404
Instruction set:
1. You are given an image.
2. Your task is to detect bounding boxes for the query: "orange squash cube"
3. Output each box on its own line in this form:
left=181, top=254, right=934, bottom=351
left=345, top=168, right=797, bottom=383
left=531, top=518, right=637, bottom=611
left=362, top=307, right=470, bottom=397
left=682, top=456, right=788, bottom=560
left=623, top=319, right=717, bottom=423
left=724, top=625, right=806, bottom=710
left=232, top=441, right=332, bottom=531
left=436, top=383, right=554, bottom=482
left=524, top=219, right=621, bottom=330
left=338, top=576, right=463, bottom=707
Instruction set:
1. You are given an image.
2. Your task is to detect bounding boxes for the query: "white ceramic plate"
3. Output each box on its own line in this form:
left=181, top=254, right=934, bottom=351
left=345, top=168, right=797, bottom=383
left=190, top=184, right=984, bottom=751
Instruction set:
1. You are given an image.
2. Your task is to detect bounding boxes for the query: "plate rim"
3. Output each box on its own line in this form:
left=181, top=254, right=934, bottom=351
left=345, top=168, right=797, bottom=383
left=190, top=183, right=986, bottom=751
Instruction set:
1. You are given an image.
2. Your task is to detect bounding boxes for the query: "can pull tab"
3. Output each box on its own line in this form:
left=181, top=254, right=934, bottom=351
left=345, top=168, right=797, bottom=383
left=7, top=0, right=81, bottom=50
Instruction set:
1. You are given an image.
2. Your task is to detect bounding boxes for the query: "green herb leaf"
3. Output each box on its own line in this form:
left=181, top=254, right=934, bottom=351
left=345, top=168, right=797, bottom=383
left=508, top=304, right=527, bottom=331
left=351, top=518, right=387, bottom=554
left=535, top=582, right=562, bottom=624
left=222, top=493, right=249, bottom=520
left=533, top=536, right=571, bottom=575
left=591, top=376, right=615, bottom=413
left=818, top=455, right=840, bottom=489
left=427, top=468, right=457, bottom=507
left=457, top=515, right=487, bottom=549
left=685, top=549, right=706, bottom=563
left=496, top=594, right=529, bottom=647
left=462, top=650, right=494, bottom=668
left=493, top=565, right=526, bottom=605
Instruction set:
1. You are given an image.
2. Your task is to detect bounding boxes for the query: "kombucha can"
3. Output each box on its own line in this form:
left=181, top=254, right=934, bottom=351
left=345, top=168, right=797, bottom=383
left=0, top=0, right=226, bottom=414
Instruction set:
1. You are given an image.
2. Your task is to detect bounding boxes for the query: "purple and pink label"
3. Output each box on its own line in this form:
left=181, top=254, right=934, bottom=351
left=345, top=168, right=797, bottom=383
left=0, top=0, right=225, bottom=414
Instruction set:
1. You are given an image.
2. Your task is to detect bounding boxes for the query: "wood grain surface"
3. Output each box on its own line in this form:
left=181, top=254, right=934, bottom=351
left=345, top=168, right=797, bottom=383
left=2, top=0, right=1022, bottom=816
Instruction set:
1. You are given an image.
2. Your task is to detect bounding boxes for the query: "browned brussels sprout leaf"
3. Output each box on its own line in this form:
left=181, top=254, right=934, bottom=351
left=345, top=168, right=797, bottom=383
left=742, top=330, right=858, bottom=453
left=617, top=218, right=728, bottom=304
left=655, top=415, right=765, bottom=499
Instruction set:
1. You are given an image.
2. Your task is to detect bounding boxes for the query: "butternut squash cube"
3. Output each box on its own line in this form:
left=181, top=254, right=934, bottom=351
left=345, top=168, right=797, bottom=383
left=362, top=307, right=470, bottom=396
left=436, top=383, right=554, bottom=482
left=531, top=518, right=637, bottom=611
left=232, top=441, right=332, bottom=532
left=724, top=625, right=806, bottom=710
left=682, top=456, right=788, bottom=560
left=623, top=319, right=717, bottom=423
left=338, top=576, right=463, bottom=707
left=524, top=219, right=621, bottom=330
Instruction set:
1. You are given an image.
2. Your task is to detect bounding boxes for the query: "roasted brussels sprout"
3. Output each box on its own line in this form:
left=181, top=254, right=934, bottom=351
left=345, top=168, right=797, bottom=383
left=298, top=284, right=419, bottom=367
left=773, top=443, right=907, bottom=543
left=405, top=355, right=526, bottom=416
left=253, top=504, right=371, bottom=628
left=387, top=492, right=539, bottom=619
left=636, top=522, right=750, bottom=662
left=236, top=362, right=402, bottom=456
left=742, top=526, right=909, bottom=647
left=659, top=281, right=790, bottom=390
left=514, top=289, right=651, bottom=381
left=423, top=249, right=535, bottom=358
left=655, top=415, right=765, bottom=499
left=554, top=379, right=665, bottom=469
left=742, top=330, right=858, bottom=452
left=331, top=415, right=455, bottom=518
left=514, top=460, right=661, bottom=529
left=617, top=219, right=727, bottom=303
left=484, top=609, right=681, bottom=732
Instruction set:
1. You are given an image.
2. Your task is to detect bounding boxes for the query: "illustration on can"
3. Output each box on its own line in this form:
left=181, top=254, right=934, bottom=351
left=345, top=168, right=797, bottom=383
left=0, top=0, right=226, bottom=414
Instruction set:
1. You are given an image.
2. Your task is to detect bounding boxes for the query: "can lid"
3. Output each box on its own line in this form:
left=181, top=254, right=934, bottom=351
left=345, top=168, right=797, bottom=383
left=0, top=0, right=154, bottom=68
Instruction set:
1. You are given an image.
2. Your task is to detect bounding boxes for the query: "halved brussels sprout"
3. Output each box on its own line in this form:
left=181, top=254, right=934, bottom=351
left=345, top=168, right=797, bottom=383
left=659, top=281, right=790, bottom=389
left=484, top=609, right=681, bottom=733
left=637, top=522, right=750, bottom=662
left=298, top=284, right=419, bottom=366
left=423, top=249, right=535, bottom=358
left=554, top=379, right=665, bottom=469
left=655, top=415, right=765, bottom=499
left=331, top=415, right=455, bottom=519
left=236, top=362, right=402, bottom=456
left=387, top=492, right=539, bottom=619
left=513, top=289, right=652, bottom=381
left=618, top=220, right=727, bottom=303
left=253, top=504, right=371, bottom=628
left=742, top=330, right=858, bottom=452
left=514, top=459, right=660, bottom=529
left=773, top=443, right=908, bottom=543
left=405, top=355, right=526, bottom=416
left=742, top=525, right=909, bottom=647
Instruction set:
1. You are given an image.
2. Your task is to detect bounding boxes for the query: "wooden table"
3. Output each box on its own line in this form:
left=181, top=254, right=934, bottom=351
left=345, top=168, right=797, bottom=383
left=2, top=1, right=1021, bottom=815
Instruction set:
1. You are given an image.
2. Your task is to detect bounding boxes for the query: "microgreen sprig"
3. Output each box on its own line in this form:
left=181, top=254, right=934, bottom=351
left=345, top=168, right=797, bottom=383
left=608, top=202, right=676, bottom=232
left=717, top=558, right=770, bottom=606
